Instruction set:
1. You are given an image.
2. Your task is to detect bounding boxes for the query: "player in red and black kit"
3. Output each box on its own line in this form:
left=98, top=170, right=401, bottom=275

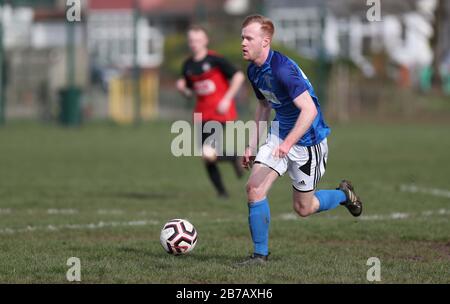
left=176, top=25, right=245, bottom=198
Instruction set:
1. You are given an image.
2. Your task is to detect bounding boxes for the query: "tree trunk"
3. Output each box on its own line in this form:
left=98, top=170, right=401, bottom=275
left=430, top=0, right=444, bottom=92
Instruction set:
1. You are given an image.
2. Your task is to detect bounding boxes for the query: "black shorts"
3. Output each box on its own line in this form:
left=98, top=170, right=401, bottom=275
left=199, top=121, right=225, bottom=147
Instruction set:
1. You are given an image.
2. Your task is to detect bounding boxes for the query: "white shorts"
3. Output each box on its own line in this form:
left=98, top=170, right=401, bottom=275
left=254, top=134, right=328, bottom=192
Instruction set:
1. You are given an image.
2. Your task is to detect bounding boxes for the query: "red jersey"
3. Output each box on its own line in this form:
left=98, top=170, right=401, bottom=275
left=182, top=51, right=238, bottom=122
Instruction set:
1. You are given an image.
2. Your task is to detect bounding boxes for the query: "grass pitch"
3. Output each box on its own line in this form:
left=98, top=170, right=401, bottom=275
left=0, top=121, right=449, bottom=283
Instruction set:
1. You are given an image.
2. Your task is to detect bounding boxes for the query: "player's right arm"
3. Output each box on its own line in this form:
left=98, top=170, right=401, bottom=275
left=177, top=60, right=194, bottom=99
left=243, top=98, right=271, bottom=169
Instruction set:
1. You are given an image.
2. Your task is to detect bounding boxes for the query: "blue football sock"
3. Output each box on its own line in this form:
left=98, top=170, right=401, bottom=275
left=248, top=198, right=270, bottom=256
left=315, top=190, right=346, bottom=212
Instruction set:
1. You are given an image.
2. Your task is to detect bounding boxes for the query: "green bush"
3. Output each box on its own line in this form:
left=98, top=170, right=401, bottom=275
left=161, top=33, right=189, bottom=78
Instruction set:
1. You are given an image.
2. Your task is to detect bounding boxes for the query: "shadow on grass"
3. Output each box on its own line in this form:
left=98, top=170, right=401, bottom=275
left=111, top=192, right=179, bottom=201
left=118, top=246, right=238, bottom=266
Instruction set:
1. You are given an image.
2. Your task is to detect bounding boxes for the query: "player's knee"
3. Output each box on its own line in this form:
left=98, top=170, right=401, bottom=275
left=202, top=145, right=217, bottom=163
left=246, top=181, right=264, bottom=202
left=293, top=201, right=313, bottom=217
left=202, top=155, right=216, bottom=164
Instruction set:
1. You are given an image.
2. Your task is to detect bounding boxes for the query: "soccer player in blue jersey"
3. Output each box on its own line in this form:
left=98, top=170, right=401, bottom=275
left=238, top=15, right=363, bottom=265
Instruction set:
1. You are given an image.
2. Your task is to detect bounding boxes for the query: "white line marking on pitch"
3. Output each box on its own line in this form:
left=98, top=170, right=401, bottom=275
left=0, top=209, right=11, bottom=215
left=47, top=209, right=78, bottom=215
left=278, top=209, right=450, bottom=221
left=400, top=184, right=450, bottom=199
left=1, top=208, right=448, bottom=235
left=0, top=219, right=160, bottom=235
left=96, top=209, right=125, bottom=215
left=0, top=208, right=135, bottom=216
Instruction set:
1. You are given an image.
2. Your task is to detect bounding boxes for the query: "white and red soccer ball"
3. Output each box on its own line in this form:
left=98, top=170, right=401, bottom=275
left=160, top=219, right=198, bottom=255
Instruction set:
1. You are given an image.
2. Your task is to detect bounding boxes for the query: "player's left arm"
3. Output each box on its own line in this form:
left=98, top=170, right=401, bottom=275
left=272, top=91, right=317, bottom=158
left=217, top=71, right=245, bottom=114
left=214, top=56, right=245, bottom=114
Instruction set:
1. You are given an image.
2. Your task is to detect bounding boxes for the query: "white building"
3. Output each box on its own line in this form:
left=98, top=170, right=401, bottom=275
left=266, top=0, right=440, bottom=77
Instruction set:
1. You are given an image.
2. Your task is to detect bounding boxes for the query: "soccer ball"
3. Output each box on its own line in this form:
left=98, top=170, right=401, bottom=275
left=160, top=219, right=198, bottom=255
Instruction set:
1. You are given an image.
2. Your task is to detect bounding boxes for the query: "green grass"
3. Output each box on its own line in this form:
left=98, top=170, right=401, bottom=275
left=0, top=120, right=449, bottom=283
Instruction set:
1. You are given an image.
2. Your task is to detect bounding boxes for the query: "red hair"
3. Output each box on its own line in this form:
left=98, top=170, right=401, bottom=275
left=242, top=14, right=274, bottom=38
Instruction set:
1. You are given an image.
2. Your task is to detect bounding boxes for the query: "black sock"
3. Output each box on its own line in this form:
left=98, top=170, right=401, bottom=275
left=205, top=162, right=227, bottom=195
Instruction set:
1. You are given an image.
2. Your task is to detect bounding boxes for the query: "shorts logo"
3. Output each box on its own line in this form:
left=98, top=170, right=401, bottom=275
left=299, top=180, right=306, bottom=185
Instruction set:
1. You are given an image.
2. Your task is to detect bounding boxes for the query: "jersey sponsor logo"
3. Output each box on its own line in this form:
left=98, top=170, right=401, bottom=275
left=264, top=74, right=273, bottom=89
left=202, top=62, right=211, bottom=72
left=259, top=89, right=281, bottom=104
left=193, top=79, right=216, bottom=96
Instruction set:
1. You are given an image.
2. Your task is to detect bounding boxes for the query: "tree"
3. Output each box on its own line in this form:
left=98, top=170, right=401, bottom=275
left=430, top=0, right=445, bottom=92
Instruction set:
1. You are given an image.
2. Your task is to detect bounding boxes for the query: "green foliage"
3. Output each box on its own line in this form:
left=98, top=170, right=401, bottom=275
left=162, top=32, right=319, bottom=82
left=161, top=33, right=189, bottom=78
